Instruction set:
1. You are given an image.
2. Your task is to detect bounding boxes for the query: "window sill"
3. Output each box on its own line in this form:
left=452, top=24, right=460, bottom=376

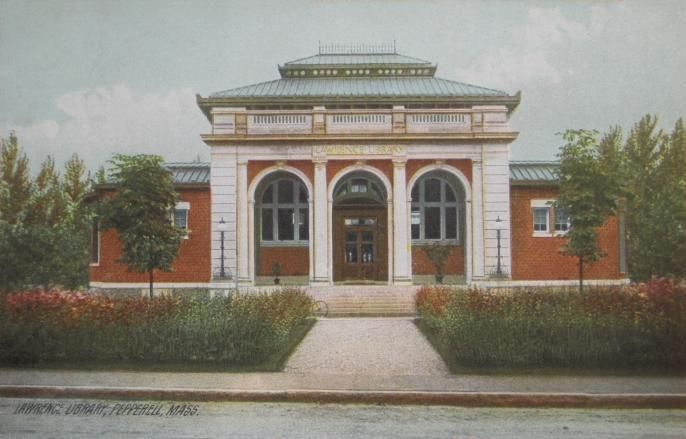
left=412, top=239, right=461, bottom=246
left=532, top=232, right=553, bottom=238
left=260, top=241, right=309, bottom=247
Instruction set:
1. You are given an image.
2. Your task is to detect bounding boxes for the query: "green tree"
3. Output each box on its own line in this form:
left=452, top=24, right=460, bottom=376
left=99, top=154, right=183, bottom=298
left=0, top=132, right=32, bottom=224
left=555, top=129, right=621, bottom=292
left=0, top=135, right=92, bottom=292
left=623, top=117, right=686, bottom=279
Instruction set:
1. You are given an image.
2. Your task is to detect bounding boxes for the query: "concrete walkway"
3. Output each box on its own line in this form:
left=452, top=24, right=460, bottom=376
left=284, top=318, right=449, bottom=376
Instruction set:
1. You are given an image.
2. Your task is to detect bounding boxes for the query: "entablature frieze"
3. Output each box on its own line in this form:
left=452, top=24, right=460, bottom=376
left=230, top=143, right=487, bottom=163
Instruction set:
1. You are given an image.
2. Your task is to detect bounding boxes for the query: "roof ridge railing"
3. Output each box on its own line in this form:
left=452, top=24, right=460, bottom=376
left=318, top=41, right=397, bottom=55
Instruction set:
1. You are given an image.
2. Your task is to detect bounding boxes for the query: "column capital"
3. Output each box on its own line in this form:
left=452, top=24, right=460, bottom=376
left=392, top=156, right=407, bottom=167
left=237, top=158, right=249, bottom=166
left=312, top=157, right=328, bottom=166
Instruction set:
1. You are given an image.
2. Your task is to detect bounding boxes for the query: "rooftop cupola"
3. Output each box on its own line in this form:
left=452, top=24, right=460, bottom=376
left=278, top=43, right=437, bottom=78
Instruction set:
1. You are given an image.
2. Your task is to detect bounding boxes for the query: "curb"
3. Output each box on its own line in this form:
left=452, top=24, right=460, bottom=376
left=2, top=386, right=685, bottom=409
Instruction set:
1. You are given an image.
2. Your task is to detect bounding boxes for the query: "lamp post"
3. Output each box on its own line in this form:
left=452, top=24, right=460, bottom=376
left=495, top=216, right=503, bottom=277
left=217, top=217, right=228, bottom=279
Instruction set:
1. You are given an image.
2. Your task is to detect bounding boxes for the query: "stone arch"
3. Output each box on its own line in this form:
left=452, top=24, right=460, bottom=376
left=247, top=165, right=314, bottom=284
left=407, top=163, right=473, bottom=284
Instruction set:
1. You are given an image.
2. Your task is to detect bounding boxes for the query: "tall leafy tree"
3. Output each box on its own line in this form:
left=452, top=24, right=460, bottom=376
left=0, top=132, right=32, bottom=224
left=99, top=154, right=183, bottom=298
left=624, top=117, right=686, bottom=279
left=555, top=129, right=621, bottom=291
left=0, top=135, right=92, bottom=291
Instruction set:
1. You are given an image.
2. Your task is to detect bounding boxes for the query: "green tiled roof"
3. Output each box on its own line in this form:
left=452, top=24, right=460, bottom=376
left=284, top=53, right=432, bottom=67
left=199, top=50, right=520, bottom=112
left=166, top=162, right=210, bottom=185
left=510, top=161, right=559, bottom=185
left=209, top=77, right=508, bottom=99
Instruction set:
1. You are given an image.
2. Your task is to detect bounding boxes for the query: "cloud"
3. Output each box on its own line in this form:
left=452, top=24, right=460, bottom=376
left=2, top=85, right=210, bottom=172
left=456, top=6, right=607, bottom=90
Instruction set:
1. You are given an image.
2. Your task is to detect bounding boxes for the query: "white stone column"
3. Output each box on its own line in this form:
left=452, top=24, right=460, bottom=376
left=311, top=158, right=330, bottom=284
left=471, top=159, right=485, bottom=279
left=392, top=157, right=412, bottom=284
left=236, top=159, right=251, bottom=285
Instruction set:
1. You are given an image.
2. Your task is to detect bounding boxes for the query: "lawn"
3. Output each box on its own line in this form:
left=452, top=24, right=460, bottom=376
left=415, top=279, right=686, bottom=374
left=0, top=288, right=315, bottom=372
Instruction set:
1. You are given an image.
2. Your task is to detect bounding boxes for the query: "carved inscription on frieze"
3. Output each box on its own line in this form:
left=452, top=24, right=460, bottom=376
left=313, top=145, right=405, bottom=156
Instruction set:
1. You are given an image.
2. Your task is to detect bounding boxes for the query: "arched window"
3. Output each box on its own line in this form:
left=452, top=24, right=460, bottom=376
left=334, top=176, right=385, bottom=205
left=411, top=176, right=460, bottom=242
left=259, top=178, right=308, bottom=243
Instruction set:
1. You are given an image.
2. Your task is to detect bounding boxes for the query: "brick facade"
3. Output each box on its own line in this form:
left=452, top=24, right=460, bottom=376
left=510, top=186, right=622, bottom=281
left=412, top=245, right=465, bottom=275
left=256, top=246, right=309, bottom=276
left=90, top=188, right=212, bottom=283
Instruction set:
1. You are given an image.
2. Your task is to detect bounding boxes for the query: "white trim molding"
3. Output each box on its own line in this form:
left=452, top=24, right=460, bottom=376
left=472, top=278, right=631, bottom=288
left=89, top=282, right=213, bottom=289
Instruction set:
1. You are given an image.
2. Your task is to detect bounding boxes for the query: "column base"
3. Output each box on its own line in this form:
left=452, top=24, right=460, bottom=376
left=309, top=278, right=332, bottom=287
left=392, top=277, right=414, bottom=286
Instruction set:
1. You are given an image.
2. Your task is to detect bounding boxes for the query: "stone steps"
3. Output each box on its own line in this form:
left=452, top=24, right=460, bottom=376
left=306, top=285, right=419, bottom=317
left=315, top=298, right=416, bottom=317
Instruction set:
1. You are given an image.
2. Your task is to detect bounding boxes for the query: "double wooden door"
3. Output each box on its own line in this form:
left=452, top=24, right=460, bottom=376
left=333, top=208, right=387, bottom=282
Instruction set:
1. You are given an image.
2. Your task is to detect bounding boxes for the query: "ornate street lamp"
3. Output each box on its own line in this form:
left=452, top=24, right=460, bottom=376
left=217, top=217, right=228, bottom=280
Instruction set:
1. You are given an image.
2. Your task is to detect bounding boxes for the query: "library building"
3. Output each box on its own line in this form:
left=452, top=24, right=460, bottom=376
left=89, top=45, right=628, bottom=294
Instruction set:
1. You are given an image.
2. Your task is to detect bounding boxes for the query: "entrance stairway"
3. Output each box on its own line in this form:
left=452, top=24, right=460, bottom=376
left=306, top=285, right=419, bottom=317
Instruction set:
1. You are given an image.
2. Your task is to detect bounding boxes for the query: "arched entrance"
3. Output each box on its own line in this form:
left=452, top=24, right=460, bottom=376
left=332, top=172, right=388, bottom=283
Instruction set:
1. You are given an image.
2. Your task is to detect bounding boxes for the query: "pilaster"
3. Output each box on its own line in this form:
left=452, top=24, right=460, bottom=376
left=392, top=157, right=412, bottom=284
left=471, top=158, right=485, bottom=279
left=311, top=157, right=330, bottom=284
left=236, top=159, right=251, bottom=285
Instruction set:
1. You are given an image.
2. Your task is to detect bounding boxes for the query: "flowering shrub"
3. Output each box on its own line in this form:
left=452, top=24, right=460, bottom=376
left=417, top=279, right=686, bottom=369
left=0, top=288, right=314, bottom=366
left=415, top=285, right=454, bottom=317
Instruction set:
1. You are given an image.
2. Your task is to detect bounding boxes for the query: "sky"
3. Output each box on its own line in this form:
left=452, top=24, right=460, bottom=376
left=1, top=0, right=685, bottom=173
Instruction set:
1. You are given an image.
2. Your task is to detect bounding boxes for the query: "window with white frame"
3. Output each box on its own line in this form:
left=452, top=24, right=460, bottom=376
left=259, top=178, right=309, bottom=244
left=411, top=176, right=460, bottom=242
left=531, top=200, right=570, bottom=236
left=533, top=207, right=550, bottom=233
left=173, top=201, right=190, bottom=236
left=554, top=208, right=570, bottom=233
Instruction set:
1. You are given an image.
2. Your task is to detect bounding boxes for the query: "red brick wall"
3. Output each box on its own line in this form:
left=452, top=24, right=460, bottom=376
left=510, top=186, right=622, bottom=280
left=412, top=245, right=465, bottom=275
left=90, top=188, right=211, bottom=283
left=257, top=246, right=309, bottom=276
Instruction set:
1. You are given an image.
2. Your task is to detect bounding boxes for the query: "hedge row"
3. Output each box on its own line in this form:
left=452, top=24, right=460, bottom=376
left=0, top=288, right=313, bottom=366
left=416, top=279, right=686, bottom=369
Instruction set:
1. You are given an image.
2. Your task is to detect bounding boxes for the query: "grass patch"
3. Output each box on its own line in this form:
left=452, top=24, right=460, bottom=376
left=415, top=318, right=685, bottom=376
left=0, top=318, right=316, bottom=373
left=0, top=289, right=315, bottom=370
left=415, top=280, right=686, bottom=374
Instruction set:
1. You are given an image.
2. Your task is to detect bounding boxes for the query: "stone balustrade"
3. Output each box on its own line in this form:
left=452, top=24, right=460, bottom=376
left=210, top=106, right=510, bottom=136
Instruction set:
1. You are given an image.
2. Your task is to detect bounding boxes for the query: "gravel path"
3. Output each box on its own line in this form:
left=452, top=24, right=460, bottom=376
left=284, top=317, right=449, bottom=376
